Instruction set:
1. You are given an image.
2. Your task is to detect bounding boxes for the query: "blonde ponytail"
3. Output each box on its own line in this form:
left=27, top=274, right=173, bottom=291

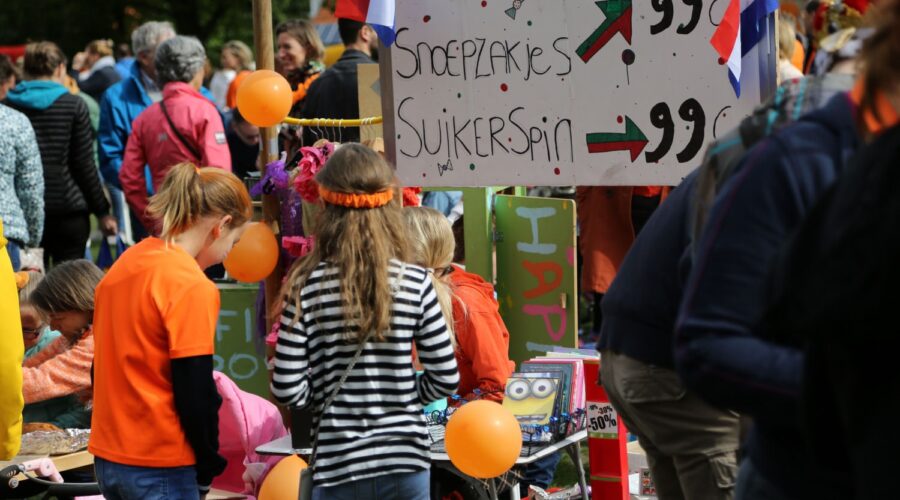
left=146, top=163, right=253, bottom=241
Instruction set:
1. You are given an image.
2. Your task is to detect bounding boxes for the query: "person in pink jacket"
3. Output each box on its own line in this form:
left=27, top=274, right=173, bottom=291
left=120, top=36, right=231, bottom=232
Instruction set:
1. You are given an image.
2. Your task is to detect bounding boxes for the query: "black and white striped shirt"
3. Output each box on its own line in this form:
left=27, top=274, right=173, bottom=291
left=271, top=260, right=459, bottom=487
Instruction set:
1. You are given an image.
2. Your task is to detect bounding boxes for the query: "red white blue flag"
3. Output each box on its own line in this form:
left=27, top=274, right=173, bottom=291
left=335, top=0, right=396, bottom=46
left=710, top=0, right=778, bottom=97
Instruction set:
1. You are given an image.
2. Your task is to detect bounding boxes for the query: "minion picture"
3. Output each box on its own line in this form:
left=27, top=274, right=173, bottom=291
left=502, top=372, right=561, bottom=425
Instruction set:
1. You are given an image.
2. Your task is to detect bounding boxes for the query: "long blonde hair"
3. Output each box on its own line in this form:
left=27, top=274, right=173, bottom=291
left=146, top=163, right=253, bottom=241
left=404, top=207, right=457, bottom=345
left=283, top=144, right=408, bottom=343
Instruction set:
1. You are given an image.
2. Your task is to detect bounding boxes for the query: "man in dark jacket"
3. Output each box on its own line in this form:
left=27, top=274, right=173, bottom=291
left=5, top=42, right=116, bottom=267
left=598, top=73, right=853, bottom=500
left=300, top=18, right=378, bottom=145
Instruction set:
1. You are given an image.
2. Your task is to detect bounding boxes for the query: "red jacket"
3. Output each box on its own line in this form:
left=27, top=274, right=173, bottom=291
left=448, top=265, right=515, bottom=403
left=120, top=82, right=231, bottom=229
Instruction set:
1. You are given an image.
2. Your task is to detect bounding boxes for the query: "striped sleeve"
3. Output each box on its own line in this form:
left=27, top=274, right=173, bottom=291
left=271, top=304, right=311, bottom=408
left=414, top=279, right=459, bottom=404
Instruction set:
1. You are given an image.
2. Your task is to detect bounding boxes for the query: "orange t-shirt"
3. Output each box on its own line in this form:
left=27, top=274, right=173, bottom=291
left=88, top=237, right=220, bottom=468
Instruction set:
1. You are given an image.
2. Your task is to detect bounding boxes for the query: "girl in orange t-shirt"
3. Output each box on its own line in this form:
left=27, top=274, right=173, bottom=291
left=89, top=163, right=252, bottom=500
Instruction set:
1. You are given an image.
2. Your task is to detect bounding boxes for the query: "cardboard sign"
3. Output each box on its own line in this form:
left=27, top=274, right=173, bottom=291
left=588, top=401, right=620, bottom=438
left=382, top=0, right=773, bottom=186
left=495, top=195, right=577, bottom=366
left=215, top=283, right=268, bottom=397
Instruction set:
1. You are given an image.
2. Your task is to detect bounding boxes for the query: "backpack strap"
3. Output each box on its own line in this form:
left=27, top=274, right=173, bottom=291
left=160, top=99, right=202, bottom=162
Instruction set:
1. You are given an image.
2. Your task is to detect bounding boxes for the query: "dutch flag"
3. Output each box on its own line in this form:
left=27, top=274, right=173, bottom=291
left=335, top=0, right=397, bottom=47
left=710, top=0, right=778, bottom=97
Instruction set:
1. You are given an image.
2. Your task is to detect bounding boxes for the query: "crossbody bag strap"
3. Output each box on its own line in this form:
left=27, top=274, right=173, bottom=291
left=160, top=99, right=202, bottom=162
left=307, top=263, right=407, bottom=467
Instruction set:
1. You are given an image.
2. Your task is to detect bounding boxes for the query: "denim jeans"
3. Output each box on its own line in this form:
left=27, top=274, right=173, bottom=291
left=312, top=469, right=430, bottom=500
left=6, top=240, right=20, bottom=272
left=94, top=457, right=200, bottom=500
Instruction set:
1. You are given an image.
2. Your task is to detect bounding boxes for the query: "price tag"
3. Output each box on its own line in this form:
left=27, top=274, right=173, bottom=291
left=587, top=401, right=619, bottom=437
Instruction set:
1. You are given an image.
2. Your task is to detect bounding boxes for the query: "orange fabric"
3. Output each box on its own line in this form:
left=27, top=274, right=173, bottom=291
left=22, top=333, right=94, bottom=404
left=290, top=71, right=321, bottom=105
left=318, top=186, right=394, bottom=208
left=791, top=39, right=806, bottom=72
left=632, top=186, right=664, bottom=197
left=576, top=186, right=670, bottom=293
left=448, top=265, right=515, bottom=403
left=850, top=79, right=900, bottom=133
left=225, top=70, right=251, bottom=110
left=89, top=237, right=220, bottom=468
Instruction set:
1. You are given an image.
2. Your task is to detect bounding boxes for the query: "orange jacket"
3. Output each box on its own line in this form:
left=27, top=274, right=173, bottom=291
left=577, top=187, right=670, bottom=294
left=448, top=265, right=515, bottom=403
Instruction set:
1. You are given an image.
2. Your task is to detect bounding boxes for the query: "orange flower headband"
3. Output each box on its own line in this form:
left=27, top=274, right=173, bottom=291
left=318, top=185, right=394, bottom=209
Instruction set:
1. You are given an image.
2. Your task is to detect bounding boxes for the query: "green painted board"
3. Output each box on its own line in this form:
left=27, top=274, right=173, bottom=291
left=494, top=195, right=578, bottom=368
left=215, top=283, right=268, bottom=398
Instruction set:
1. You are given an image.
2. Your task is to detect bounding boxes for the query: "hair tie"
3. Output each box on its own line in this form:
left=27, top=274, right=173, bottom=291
left=318, top=185, right=393, bottom=208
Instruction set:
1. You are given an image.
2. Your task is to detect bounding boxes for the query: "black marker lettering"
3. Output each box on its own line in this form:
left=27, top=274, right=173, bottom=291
left=461, top=39, right=478, bottom=80
left=553, top=37, right=572, bottom=76
left=397, top=97, right=423, bottom=157
left=452, top=116, right=472, bottom=158
left=489, top=117, right=509, bottom=155
left=394, top=28, right=420, bottom=79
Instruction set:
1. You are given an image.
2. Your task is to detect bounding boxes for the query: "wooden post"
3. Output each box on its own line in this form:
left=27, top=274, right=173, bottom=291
left=252, top=0, right=283, bottom=333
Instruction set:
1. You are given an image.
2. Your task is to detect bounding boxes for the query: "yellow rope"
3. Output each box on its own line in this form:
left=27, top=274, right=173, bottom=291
left=281, top=116, right=384, bottom=127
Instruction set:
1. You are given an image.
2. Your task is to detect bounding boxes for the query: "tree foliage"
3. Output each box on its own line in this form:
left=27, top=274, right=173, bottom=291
left=0, top=0, right=312, bottom=64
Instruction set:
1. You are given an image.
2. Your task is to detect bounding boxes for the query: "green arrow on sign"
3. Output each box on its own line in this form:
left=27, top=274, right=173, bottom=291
left=586, top=116, right=648, bottom=162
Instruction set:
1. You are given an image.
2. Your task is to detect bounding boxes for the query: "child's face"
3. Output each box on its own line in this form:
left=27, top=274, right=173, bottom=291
left=48, top=311, right=92, bottom=343
left=20, top=305, right=46, bottom=349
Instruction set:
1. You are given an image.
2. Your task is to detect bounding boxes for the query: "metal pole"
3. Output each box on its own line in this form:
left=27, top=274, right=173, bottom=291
left=252, top=0, right=284, bottom=334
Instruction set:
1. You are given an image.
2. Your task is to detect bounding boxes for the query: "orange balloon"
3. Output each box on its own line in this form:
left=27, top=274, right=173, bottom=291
left=224, top=222, right=279, bottom=283
left=236, top=70, right=293, bottom=127
left=445, top=400, right=522, bottom=478
left=258, top=454, right=307, bottom=500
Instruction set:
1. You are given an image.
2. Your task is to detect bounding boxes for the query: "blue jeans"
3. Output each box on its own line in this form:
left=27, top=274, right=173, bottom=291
left=6, top=240, right=20, bottom=272
left=94, top=457, right=200, bottom=500
left=312, top=470, right=430, bottom=500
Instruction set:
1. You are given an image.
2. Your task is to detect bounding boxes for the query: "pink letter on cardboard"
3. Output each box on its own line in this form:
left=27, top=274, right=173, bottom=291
left=522, top=304, right=567, bottom=342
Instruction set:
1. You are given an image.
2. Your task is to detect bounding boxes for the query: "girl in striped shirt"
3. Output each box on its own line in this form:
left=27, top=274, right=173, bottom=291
left=272, top=144, right=459, bottom=499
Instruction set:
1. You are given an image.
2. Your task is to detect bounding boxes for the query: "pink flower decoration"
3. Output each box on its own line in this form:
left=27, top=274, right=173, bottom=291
left=282, top=235, right=315, bottom=258
left=293, top=143, right=335, bottom=203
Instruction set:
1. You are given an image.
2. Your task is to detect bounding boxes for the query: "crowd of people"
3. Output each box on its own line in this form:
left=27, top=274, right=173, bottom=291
left=0, top=0, right=898, bottom=498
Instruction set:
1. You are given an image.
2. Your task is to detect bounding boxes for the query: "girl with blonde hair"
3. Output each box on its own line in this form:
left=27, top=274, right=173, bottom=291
left=90, top=163, right=252, bottom=499
left=272, top=144, right=458, bottom=499
left=404, top=207, right=515, bottom=404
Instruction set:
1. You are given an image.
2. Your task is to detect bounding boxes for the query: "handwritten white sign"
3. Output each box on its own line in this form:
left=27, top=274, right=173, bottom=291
left=384, top=0, right=774, bottom=186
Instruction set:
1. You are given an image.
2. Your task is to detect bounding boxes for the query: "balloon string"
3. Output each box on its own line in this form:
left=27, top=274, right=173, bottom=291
left=282, top=116, right=384, bottom=127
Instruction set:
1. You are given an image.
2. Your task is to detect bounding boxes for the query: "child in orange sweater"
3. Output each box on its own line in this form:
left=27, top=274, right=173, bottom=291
left=404, top=207, right=515, bottom=403
left=23, top=260, right=102, bottom=410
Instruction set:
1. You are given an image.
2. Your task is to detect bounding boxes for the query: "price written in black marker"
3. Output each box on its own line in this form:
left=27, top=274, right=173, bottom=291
left=651, top=0, right=704, bottom=35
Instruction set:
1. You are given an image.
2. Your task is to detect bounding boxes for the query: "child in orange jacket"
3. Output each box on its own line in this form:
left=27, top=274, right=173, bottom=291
left=404, top=207, right=515, bottom=403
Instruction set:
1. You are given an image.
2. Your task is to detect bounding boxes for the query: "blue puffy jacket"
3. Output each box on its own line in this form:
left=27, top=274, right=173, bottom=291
left=98, top=63, right=217, bottom=189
